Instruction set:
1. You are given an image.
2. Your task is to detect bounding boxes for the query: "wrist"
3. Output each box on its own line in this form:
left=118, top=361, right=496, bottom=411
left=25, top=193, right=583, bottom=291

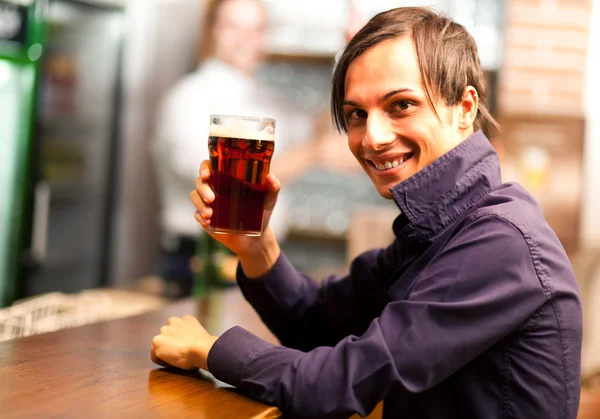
left=191, top=335, right=219, bottom=371
left=238, top=229, right=280, bottom=278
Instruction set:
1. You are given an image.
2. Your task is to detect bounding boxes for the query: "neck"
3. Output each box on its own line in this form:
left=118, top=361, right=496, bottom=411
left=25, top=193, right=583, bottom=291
left=214, top=56, right=256, bottom=77
left=459, top=126, right=475, bottom=141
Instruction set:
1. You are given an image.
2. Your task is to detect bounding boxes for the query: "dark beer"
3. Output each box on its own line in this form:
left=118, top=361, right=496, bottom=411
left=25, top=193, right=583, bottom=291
left=208, top=135, right=275, bottom=235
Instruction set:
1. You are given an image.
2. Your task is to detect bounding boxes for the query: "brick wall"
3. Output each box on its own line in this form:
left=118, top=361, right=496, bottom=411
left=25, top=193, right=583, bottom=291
left=497, top=0, right=594, bottom=256
left=499, top=0, right=592, bottom=116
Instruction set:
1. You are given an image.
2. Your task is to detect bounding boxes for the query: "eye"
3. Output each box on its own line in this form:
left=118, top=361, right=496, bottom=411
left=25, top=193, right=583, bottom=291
left=345, top=108, right=368, bottom=121
left=392, top=100, right=413, bottom=111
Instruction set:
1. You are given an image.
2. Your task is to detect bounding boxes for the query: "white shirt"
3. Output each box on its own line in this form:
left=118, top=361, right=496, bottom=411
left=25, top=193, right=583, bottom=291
left=153, top=59, right=313, bottom=242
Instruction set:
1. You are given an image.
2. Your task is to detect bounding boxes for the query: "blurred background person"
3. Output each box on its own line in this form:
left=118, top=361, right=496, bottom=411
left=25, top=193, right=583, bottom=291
left=152, top=0, right=336, bottom=297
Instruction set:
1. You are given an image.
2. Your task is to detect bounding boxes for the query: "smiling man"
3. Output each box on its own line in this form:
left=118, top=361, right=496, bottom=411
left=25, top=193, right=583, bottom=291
left=340, top=37, right=478, bottom=196
left=153, top=7, right=583, bottom=419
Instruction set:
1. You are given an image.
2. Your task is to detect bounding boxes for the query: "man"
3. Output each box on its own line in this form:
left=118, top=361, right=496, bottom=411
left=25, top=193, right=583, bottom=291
left=152, top=7, right=582, bottom=418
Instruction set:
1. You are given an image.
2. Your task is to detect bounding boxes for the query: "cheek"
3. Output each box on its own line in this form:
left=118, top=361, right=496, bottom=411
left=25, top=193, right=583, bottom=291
left=225, top=32, right=244, bottom=50
left=412, top=124, right=446, bottom=166
left=254, top=35, right=266, bottom=49
left=347, top=133, right=361, bottom=159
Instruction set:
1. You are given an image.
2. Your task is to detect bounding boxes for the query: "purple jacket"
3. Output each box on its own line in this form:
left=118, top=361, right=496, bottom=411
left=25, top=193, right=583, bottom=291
left=207, top=131, right=582, bottom=419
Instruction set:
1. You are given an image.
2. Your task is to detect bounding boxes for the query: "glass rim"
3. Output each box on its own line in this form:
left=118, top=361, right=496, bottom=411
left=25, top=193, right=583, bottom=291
left=209, top=114, right=275, bottom=124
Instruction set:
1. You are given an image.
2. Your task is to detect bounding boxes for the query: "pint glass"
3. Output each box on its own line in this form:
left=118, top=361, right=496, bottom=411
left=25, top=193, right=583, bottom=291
left=207, top=115, right=275, bottom=236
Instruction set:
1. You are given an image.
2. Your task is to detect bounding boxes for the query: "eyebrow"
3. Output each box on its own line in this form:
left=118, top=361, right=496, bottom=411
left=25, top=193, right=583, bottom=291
left=343, top=88, right=416, bottom=107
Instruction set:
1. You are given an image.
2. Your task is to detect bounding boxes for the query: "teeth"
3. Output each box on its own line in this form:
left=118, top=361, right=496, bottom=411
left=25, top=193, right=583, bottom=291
left=373, top=156, right=408, bottom=171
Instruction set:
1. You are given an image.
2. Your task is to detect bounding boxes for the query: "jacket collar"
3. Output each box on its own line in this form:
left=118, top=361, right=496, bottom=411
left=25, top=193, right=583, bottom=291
left=390, top=130, right=502, bottom=241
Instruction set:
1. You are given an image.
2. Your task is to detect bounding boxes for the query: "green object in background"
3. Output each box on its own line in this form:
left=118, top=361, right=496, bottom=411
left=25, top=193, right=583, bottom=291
left=192, top=235, right=237, bottom=298
left=192, top=235, right=220, bottom=298
left=0, top=0, right=46, bottom=307
left=192, top=235, right=210, bottom=298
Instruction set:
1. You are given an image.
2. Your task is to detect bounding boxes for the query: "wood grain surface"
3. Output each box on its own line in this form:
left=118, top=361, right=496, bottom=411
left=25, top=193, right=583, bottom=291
left=0, top=290, right=281, bottom=419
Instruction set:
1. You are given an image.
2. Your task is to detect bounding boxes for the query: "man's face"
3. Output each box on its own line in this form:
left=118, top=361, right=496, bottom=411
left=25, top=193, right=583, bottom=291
left=212, top=0, right=267, bottom=74
left=343, top=36, right=474, bottom=199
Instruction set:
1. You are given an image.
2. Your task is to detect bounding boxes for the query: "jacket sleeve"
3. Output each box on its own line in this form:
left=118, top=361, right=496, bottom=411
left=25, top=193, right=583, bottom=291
left=208, top=215, right=548, bottom=417
left=236, top=245, right=395, bottom=351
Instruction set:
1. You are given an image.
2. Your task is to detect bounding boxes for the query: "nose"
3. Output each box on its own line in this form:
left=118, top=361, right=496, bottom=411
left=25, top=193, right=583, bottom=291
left=363, top=113, right=395, bottom=150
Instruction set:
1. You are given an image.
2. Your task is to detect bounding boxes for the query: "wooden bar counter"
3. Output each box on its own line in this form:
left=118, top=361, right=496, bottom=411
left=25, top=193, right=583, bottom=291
left=0, top=289, right=282, bottom=419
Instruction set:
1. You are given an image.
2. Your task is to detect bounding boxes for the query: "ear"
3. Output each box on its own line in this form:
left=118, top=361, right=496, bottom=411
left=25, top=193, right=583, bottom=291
left=458, top=86, right=478, bottom=130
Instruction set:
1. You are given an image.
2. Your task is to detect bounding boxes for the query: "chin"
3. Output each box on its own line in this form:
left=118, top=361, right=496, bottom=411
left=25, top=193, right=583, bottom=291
left=376, top=186, right=394, bottom=200
left=365, top=175, right=397, bottom=200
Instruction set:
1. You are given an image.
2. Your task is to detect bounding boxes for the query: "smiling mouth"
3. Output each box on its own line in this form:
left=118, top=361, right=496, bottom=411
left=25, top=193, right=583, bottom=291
left=369, top=153, right=414, bottom=172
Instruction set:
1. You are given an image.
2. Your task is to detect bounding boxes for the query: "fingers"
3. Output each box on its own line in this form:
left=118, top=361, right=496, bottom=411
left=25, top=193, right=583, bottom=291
left=190, top=190, right=213, bottom=228
left=263, top=173, right=281, bottom=212
left=194, top=177, right=215, bottom=204
left=163, top=315, right=201, bottom=330
left=191, top=163, right=216, bottom=228
left=199, top=160, right=211, bottom=179
left=151, top=352, right=172, bottom=368
left=190, top=190, right=213, bottom=218
left=191, top=161, right=215, bottom=212
left=182, top=315, right=200, bottom=325
left=160, top=317, right=180, bottom=335
left=151, top=335, right=172, bottom=368
left=194, top=211, right=210, bottom=229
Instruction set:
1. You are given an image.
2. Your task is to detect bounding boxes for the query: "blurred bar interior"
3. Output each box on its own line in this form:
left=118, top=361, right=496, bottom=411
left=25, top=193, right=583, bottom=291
left=1, top=0, right=600, bottom=374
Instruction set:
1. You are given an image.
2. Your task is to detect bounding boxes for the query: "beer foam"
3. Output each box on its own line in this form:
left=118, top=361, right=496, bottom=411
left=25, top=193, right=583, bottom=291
left=209, top=124, right=275, bottom=141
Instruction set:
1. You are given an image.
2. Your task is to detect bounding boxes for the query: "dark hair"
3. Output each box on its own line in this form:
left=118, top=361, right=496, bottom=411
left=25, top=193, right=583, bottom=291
left=331, top=7, right=499, bottom=137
